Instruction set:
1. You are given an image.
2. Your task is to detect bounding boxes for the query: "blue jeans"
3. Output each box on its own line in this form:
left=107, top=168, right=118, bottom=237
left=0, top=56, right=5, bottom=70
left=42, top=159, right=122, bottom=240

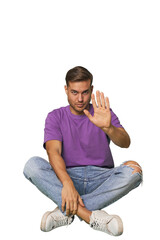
left=23, top=156, right=142, bottom=214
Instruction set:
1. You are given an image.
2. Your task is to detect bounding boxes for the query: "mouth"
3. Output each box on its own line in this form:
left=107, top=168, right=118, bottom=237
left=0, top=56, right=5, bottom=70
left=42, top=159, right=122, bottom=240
left=76, top=104, right=84, bottom=108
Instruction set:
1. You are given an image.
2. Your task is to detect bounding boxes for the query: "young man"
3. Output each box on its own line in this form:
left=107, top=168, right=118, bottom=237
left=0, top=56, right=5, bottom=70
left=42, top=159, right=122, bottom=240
left=23, top=66, right=142, bottom=236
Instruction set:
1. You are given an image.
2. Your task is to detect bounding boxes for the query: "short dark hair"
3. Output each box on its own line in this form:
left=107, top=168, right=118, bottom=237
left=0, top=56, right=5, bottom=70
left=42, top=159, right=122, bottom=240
left=65, top=66, right=93, bottom=86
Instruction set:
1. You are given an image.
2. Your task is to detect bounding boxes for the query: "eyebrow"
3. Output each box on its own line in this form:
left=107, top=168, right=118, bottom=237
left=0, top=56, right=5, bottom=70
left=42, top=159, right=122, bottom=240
left=70, top=89, right=89, bottom=93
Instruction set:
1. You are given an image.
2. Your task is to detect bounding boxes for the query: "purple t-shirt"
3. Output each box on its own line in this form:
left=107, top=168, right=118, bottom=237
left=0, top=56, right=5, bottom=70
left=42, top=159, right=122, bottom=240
left=43, top=104, right=123, bottom=168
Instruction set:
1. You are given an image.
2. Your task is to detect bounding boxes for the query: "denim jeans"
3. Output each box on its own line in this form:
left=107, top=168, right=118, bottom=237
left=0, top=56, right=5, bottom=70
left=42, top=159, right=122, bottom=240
left=23, top=156, right=142, bottom=214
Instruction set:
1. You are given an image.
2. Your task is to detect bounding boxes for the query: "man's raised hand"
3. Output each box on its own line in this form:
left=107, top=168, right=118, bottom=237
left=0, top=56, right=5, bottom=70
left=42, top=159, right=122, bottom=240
left=83, top=90, right=111, bottom=129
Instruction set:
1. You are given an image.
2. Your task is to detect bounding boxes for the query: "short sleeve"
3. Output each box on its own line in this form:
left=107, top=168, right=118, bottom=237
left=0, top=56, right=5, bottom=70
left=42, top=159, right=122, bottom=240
left=110, top=109, right=123, bottom=128
left=43, top=111, right=63, bottom=149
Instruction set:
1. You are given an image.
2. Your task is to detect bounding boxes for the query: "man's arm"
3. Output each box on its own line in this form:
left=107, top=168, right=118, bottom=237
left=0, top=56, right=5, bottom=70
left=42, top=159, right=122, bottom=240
left=83, top=91, right=131, bottom=148
left=46, top=140, right=84, bottom=216
left=101, top=125, right=131, bottom=148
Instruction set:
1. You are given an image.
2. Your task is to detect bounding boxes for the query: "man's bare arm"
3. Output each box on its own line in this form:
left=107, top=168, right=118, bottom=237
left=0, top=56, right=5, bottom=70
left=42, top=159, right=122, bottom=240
left=46, top=140, right=84, bottom=215
left=83, top=91, right=131, bottom=148
left=46, top=140, right=72, bottom=185
left=101, top=126, right=131, bottom=148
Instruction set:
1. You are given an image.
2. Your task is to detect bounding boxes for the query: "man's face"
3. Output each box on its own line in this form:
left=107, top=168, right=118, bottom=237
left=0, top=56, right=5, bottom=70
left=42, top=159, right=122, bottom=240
left=64, top=80, right=93, bottom=115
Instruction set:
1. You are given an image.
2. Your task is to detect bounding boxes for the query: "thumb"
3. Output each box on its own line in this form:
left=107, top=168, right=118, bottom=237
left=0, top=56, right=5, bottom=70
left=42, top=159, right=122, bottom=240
left=78, top=196, right=85, bottom=207
left=83, top=109, right=93, bottom=121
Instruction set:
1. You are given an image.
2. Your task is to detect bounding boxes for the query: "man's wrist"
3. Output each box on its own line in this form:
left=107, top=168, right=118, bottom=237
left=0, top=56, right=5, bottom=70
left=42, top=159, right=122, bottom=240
left=101, top=124, right=114, bottom=135
left=62, top=178, right=74, bottom=187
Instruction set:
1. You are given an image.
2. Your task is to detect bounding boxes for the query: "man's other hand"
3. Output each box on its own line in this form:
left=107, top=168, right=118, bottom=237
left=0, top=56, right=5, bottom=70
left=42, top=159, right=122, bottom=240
left=61, top=181, right=85, bottom=216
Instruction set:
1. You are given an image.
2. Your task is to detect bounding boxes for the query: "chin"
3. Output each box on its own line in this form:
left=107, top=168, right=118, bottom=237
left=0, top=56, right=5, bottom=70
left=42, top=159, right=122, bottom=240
left=75, top=106, right=85, bottom=112
left=73, top=105, right=85, bottom=113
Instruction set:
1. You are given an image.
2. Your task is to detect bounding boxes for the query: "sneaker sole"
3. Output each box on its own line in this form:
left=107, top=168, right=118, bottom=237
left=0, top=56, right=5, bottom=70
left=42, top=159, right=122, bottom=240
left=40, top=211, right=54, bottom=232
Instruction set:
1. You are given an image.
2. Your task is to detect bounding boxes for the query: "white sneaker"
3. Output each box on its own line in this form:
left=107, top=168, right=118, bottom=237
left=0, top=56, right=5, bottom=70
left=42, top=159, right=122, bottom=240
left=89, top=210, right=123, bottom=236
left=40, top=207, right=74, bottom=232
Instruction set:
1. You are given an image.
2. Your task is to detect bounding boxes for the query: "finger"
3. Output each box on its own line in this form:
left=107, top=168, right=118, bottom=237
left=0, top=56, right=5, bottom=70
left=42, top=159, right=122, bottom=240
left=78, top=196, right=85, bottom=207
left=83, top=109, right=93, bottom=121
left=61, top=199, right=66, bottom=212
left=96, top=90, right=102, bottom=107
left=70, top=201, right=74, bottom=214
left=91, top=93, right=97, bottom=109
left=66, top=201, right=70, bottom=216
left=101, top=92, right=105, bottom=108
left=73, top=200, right=78, bottom=215
left=106, top=97, right=110, bottom=110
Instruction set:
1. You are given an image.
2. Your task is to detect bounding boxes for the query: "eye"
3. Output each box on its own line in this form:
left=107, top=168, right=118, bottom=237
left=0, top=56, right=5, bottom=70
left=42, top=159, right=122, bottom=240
left=83, top=91, right=89, bottom=95
left=71, top=91, right=77, bottom=95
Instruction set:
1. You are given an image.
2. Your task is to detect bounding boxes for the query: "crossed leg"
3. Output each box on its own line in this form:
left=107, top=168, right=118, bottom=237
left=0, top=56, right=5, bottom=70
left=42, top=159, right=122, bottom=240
left=76, top=161, right=143, bottom=223
left=23, top=157, right=142, bottom=224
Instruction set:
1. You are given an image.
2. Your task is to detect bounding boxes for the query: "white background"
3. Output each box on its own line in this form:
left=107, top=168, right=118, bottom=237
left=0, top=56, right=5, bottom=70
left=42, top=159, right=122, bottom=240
left=0, top=0, right=160, bottom=239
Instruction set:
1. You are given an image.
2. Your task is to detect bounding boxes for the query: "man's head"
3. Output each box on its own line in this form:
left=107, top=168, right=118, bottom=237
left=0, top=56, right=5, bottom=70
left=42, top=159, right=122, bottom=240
left=64, top=66, right=94, bottom=115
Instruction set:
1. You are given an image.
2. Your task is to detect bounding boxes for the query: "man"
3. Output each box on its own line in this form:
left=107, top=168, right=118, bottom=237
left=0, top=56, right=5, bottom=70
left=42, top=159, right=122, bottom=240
left=23, top=66, right=142, bottom=236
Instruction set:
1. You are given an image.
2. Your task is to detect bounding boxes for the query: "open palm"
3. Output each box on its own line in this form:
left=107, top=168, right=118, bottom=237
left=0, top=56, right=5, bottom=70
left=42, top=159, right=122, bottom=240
left=83, top=90, right=111, bottom=129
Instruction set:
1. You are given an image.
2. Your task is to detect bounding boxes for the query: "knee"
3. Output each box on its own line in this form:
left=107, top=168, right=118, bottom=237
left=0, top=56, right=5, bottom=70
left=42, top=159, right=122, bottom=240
left=23, top=156, right=40, bottom=179
left=123, top=161, right=142, bottom=175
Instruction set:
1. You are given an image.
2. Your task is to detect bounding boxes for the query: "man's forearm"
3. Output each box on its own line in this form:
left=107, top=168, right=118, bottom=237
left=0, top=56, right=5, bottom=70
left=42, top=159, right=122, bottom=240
left=47, top=152, right=73, bottom=186
left=47, top=151, right=84, bottom=215
left=101, top=125, right=131, bottom=148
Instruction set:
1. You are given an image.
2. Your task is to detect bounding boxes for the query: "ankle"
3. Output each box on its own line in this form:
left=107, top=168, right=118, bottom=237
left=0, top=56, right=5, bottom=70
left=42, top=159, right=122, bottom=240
left=77, top=204, right=92, bottom=224
left=85, top=209, right=92, bottom=224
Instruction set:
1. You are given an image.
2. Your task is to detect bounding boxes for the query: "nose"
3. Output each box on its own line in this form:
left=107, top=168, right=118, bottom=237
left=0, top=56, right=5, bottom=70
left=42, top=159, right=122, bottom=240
left=78, top=94, right=83, bottom=102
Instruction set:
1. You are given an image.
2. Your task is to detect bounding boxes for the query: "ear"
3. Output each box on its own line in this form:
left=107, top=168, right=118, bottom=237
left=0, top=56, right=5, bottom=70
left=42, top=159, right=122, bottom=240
left=91, top=85, right=94, bottom=93
left=64, top=85, right=68, bottom=95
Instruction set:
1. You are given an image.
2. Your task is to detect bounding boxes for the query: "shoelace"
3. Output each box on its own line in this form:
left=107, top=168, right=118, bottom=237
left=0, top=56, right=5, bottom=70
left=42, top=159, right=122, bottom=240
left=91, top=216, right=113, bottom=232
left=67, top=215, right=74, bottom=225
left=91, top=216, right=113, bottom=229
left=51, top=215, right=68, bottom=228
left=51, top=214, right=73, bottom=228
